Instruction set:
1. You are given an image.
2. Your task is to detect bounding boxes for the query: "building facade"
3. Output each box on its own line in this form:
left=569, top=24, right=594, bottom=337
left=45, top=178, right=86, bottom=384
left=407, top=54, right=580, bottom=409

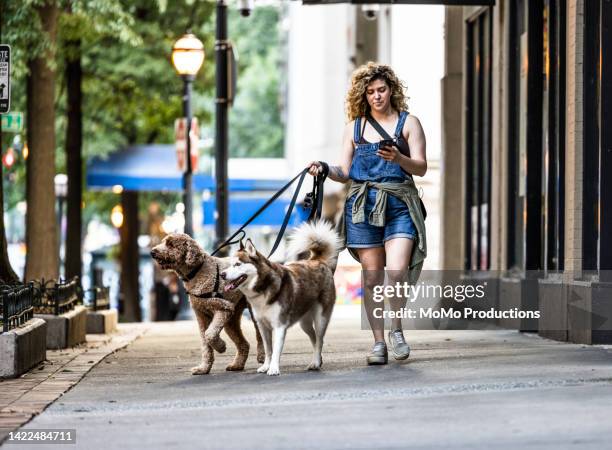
left=442, top=0, right=612, bottom=343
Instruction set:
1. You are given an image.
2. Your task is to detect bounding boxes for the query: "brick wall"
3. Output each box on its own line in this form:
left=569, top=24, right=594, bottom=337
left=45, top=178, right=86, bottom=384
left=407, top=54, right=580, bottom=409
left=564, top=0, right=584, bottom=278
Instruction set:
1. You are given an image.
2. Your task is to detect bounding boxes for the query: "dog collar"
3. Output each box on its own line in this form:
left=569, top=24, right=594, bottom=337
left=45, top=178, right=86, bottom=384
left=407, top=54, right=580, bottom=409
left=182, top=261, right=204, bottom=282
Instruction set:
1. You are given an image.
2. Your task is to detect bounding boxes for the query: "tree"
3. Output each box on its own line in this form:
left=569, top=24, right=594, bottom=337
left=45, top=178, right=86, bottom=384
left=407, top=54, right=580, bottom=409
left=119, top=191, right=141, bottom=322
left=0, top=1, right=20, bottom=284
left=64, top=29, right=83, bottom=281
left=60, top=0, right=138, bottom=281
left=24, top=0, right=60, bottom=282
left=1, top=0, right=283, bottom=312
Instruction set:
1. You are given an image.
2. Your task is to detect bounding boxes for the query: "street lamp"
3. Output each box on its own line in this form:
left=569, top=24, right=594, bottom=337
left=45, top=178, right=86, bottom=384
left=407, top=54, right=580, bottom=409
left=172, top=33, right=205, bottom=237
left=54, top=173, right=68, bottom=275
left=111, top=204, right=124, bottom=229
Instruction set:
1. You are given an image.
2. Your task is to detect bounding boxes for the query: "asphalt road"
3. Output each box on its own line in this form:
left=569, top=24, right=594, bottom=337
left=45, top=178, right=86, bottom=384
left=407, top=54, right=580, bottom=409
left=6, top=306, right=612, bottom=450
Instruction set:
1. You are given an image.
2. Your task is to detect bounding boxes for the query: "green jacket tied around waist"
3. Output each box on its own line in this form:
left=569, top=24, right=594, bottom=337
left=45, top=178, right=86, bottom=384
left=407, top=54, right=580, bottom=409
left=336, top=178, right=427, bottom=284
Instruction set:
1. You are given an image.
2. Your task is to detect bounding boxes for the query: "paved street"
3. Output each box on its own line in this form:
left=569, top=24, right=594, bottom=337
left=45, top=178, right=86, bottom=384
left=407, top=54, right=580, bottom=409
left=5, top=306, right=612, bottom=450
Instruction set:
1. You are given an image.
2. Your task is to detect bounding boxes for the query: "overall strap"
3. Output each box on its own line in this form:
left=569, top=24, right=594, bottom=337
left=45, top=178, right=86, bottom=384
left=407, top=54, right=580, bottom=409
left=394, top=111, right=409, bottom=138
left=353, top=117, right=362, bottom=144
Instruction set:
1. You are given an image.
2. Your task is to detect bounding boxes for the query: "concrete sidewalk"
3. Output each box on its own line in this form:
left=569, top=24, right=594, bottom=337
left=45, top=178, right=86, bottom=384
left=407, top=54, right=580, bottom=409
left=4, top=305, right=612, bottom=449
left=0, top=324, right=147, bottom=443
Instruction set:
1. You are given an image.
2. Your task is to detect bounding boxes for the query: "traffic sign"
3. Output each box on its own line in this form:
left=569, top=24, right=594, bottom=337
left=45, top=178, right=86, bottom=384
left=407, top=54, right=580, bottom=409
left=0, top=45, right=10, bottom=113
left=174, top=117, right=200, bottom=172
left=1, top=112, right=23, bottom=133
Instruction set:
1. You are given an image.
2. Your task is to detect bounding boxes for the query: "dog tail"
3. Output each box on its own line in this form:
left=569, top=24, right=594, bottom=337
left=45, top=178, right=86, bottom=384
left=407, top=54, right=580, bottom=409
left=287, top=220, right=341, bottom=264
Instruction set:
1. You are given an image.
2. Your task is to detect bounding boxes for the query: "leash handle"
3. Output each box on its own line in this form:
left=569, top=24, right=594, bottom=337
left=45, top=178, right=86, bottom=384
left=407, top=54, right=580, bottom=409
left=306, top=161, right=328, bottom=222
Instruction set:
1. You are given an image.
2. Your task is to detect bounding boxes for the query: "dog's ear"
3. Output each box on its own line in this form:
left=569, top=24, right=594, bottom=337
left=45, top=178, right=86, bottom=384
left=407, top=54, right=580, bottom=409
left=245, top=238, right=257, bottom=257
left=239, top=239, right=245, bottom=251
left=185, top=243, right=201, bottom=267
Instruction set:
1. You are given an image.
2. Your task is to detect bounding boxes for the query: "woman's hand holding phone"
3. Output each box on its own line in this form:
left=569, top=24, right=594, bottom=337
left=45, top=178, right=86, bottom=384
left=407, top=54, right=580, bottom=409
left=377, top=141, right=401, bottom=163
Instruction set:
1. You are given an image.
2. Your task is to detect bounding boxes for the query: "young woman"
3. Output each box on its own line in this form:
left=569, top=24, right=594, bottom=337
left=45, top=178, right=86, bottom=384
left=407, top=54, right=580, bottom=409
left=308, top=62, right=427, bottom=365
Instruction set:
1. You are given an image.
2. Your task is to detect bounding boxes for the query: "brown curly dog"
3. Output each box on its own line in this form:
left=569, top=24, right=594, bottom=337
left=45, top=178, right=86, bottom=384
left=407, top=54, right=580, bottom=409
left=151, top=233, right=264, bottom=374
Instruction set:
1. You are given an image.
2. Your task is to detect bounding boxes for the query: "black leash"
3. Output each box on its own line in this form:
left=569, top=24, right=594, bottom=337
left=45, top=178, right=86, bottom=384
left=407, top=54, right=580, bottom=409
left=305, top=161, right=328, bottom=222
left=186, top=163, right=328, bottom=301
left=211, top=163, right=327, bottom=258
left=211, top=168, right=308, bottom=257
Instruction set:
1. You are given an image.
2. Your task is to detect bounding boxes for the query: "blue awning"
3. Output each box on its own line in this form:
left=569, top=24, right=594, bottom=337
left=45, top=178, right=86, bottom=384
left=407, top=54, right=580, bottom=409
left=86, top=145, right=289, bottom=192
left=87, top=145, right=312, bottom=227
left=202, top=198, right=309, bottom=227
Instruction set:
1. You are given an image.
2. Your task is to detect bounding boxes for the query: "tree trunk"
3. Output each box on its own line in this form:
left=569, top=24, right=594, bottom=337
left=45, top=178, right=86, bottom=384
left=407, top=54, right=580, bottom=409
left=25, top=0, right=59, bottom=283
left=0, top=0, right=19, bottom=284
left=0, top=135, right=20, bottom=284
left=65, top=39, right=83, bottom=281
left=119, top=191, right=141, bottom=322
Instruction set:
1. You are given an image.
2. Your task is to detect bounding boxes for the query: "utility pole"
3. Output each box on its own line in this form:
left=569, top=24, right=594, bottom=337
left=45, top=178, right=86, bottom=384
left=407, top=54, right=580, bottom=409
left=214, top=0, right=230, bottom=255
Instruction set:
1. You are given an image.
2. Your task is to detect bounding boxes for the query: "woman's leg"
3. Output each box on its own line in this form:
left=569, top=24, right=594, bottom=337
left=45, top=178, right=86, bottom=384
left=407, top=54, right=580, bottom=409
left=384, top=237, right=415, bottom=330
left=357, top=247, right=386, bottom=342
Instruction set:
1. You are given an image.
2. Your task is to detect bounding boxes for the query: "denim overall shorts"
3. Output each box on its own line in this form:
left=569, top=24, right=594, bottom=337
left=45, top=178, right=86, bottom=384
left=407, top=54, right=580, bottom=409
left=345, top=111, right=417, bottom=248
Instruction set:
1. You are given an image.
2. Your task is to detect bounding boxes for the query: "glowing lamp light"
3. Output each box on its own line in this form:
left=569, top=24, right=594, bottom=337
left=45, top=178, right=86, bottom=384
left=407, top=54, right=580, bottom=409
left=171, top=33, right=205, bottom=76
left=3, top=148, right=15, bottom=168
left=111, top=204, right=124, bottom=228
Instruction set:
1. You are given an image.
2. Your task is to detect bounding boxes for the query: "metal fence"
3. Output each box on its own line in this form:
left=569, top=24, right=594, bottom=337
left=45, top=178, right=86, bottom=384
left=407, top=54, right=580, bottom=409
left=33, top=277, right=83, bottom=316
left=84, top=286, right=110, bottom=311
left=0, top=282, right=36, bottom=333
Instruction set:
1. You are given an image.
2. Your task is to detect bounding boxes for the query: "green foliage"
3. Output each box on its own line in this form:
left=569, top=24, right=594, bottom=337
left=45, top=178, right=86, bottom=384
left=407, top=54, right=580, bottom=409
left=2, top=0, right=54, bottom=79
left=228, top=5, right=285, bottom=158
left=1, top=0, right=285, bottom=229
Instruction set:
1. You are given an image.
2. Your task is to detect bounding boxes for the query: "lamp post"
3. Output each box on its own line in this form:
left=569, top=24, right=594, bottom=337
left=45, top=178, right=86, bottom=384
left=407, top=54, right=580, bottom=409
left=172, top=33, right=205, bottom=237
left=54, top=173, right=68, bottom=277
left=215, top=0, right=230, bottom=255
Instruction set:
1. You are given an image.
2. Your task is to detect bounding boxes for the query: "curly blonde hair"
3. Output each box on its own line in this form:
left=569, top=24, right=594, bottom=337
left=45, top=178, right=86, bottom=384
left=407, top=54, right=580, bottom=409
left=345, top=62, right=409, bottom=121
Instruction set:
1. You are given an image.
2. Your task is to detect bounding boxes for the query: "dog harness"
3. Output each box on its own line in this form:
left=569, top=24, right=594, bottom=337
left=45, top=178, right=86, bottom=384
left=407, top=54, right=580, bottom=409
left=182, top=263, right=226, bottom=300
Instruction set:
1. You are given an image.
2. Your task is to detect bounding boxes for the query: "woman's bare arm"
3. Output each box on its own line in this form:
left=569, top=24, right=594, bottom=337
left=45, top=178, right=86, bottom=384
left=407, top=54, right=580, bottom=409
left=376, top=114, right=427, bottom=177
left=308, top=121, right=355, bottom=183
left=398, top=115, right=427, bottom=177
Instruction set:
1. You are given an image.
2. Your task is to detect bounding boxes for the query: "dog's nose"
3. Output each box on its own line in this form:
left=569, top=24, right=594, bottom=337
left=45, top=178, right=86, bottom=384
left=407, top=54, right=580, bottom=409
left=220, top=272, right=226, bottom=280
left=150, top=249, right=157, bottom=257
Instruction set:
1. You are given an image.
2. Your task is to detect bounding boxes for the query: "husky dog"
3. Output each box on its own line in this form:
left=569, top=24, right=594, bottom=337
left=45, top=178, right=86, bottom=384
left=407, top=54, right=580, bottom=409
left=221, top=221, right=340, bottom=376
left=151, top=233, right=264, bottom=375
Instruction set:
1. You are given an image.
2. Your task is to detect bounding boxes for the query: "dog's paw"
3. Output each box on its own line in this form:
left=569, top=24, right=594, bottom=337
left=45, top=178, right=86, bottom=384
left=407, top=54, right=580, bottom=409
left=207, top=337, right=226, bottom=353
left=191, top=365, right=212, bottom=375
left=307, top=362, right=321, bottom=371
left=215, top=339, right=227, bottom=353
left=257, top=363, right=270, bottom=373
left=256, top=350, right=266, bottom=364
left=226, top=362, right=245, bottom=371
left=266, top=365, right=281, bottom=376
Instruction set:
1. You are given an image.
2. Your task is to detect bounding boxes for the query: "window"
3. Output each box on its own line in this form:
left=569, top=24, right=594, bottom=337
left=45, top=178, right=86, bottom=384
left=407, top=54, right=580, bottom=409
left=465, top=8, right=492, bottom=271
left=541, top=0, right=566, bottom=272
left=583, top=0, right=612, bottom=277
left=506, top=0, right=543, bottom=271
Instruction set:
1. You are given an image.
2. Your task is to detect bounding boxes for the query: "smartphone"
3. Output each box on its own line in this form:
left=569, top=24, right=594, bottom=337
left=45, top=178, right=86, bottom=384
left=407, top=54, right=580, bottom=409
left=379, top=139, right=397, bottom=149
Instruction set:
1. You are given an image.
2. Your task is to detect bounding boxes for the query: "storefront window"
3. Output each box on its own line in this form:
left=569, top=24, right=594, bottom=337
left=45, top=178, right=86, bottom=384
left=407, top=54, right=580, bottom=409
left=465, top=7, right=492, bottom=271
